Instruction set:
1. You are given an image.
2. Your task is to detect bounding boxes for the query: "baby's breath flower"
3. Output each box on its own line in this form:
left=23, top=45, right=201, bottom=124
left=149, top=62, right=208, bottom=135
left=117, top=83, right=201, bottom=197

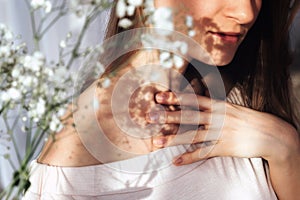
left=118, top=18, right=133, bottom=29
left=126, top=5, right=136, bottom=16
left=186, top=15, right=193, bottom=28
left=101, top=77, right=111, bottom=88
left=95, top=61, right=105, bottom=75
left=116, top=0, right=127, bottom=18
left=7, top=88, right=21, bottom=101
left=30, top=0, right=52, bottom=13
left=60, top=40, right=67, bottom=48
left=143, top=0, right=155, bottom=17
left=44, top=1, right=52, bottom=13
left=1, top=92, right=10, bottom=102
left=49, top=115, right=63, bottom=132
left=36, top=98, right=46, bottom=116
left=21, top=52, right=45, bottom=72
left=0, top=46, right=11, bottom=57
left=152, top=7, right=174, bottom=35
left=173, top=55, right=184, bottom=69
left=11, top=68, right=21, bottom=78
left=127, top=0, right=143, bottom=7
left=188, top=30, right=196, bottom=37
left=160, top=51, right=173, bottom=69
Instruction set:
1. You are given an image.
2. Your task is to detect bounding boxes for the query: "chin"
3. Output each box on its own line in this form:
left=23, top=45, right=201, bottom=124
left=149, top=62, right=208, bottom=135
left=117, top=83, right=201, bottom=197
left=210, top=50, right=236, bottom=66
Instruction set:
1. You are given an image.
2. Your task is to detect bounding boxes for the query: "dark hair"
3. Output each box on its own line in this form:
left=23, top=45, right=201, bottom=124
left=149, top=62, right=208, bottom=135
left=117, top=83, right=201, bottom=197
left=104, top=0, right=300, bottom=129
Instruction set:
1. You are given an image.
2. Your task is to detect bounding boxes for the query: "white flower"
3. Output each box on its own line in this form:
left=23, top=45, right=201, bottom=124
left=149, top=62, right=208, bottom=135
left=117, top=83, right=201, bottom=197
left=33, top=51, right=45, bottom=60
left=126, top=5, right=135, bottom=16
left=118, top=18, right=133, bottom=29
left=22, top=52, right=45, bottom=72
left=186, top=15, right=193, bottom=28
left=127, top=0, right=143, bottom=7
left=188, top=30, right=196, bottom=37
left=11, top=68, right=21, bottom=78
left=160, top=51, right=172, bottom=69
left=0, top=46, right=11, bottom=57
left=36, top=98, right=46, bottom=116
left=173, top=41, right=188, bottom=55
left=152, top=7, right=174, bottom=35
left=7, top=88, right=21, bottom=101
left=44, top=67, right=54, bottom=77
left=22, top=56, right=40, bottom=72
left=95, top=61, right=105, bottom=75
left=173, top=55, right=184, bottom=69
left=1, top=92, right=10, bottom=102
left=116, top=0, right=127, bottom=18
left=143, top=0, right=155, bottom=17
left=49, top=115, right=63, bottom=132
left=160, top=51, right=171, bottom=62
left=153, top=7, right=173, bottom=22
left=22, top=75, right=38, bottom=87
left=31, top=0, right=45, bottom=9
left=30, top=0, right=52, bottom=13
left=101, top=77, right=111, bottom=88
left=60, top=40, right=67, bottom=48
left=93, top=96, right=100, bottom=110
left=44, top=1, right=52, bottom=13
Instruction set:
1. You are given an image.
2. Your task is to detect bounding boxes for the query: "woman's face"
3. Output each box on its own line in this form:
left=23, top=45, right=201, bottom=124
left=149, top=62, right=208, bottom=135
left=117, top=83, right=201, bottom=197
left=154, top=0, right=262, bottom=66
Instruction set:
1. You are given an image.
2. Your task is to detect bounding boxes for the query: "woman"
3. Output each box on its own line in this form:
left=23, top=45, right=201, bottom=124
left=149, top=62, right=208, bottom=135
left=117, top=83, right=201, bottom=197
left=24, top=0, right=300, bottom=199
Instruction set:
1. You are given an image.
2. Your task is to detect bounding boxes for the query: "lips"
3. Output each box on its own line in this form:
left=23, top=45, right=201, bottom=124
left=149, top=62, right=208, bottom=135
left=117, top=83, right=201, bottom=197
left=209, top=31, right=242, bottom=43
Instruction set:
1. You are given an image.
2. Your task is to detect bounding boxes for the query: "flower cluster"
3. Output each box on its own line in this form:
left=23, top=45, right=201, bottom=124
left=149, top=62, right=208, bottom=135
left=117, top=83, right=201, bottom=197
left=116, top=0, right=144, bottom=28
left=30, top=0, right=52, bottom=13
left=0, top=25, right=73, bottom=133
left=0, top=0, right=197, bottom=198
left=0, top=1, right=112, bottom=198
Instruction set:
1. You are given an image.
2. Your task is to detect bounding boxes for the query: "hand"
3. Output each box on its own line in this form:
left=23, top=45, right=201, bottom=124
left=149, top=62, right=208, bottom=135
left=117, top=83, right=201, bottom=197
left=147, top=91, right=300, bottom=166
left=74, top=50, right=188, bottom=163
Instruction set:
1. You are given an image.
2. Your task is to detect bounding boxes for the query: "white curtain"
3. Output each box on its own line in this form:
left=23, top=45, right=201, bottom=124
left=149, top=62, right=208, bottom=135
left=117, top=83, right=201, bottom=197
left=0, top=0, right=110, bottom=191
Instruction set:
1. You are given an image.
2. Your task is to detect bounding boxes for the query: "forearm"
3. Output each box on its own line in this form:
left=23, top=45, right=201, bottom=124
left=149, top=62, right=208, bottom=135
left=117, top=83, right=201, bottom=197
left=268, top=133, right=300, bottom=200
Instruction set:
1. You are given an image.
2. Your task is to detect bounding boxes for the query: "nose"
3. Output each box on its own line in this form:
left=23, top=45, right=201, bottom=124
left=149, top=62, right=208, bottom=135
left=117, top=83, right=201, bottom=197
left=224, top=0, right=261, bottom=25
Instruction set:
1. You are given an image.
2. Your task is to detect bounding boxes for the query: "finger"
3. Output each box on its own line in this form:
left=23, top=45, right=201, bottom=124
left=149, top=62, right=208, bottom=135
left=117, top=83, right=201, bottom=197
left=152, top=128, right=219, bottom=148
left=172, top=143, right=222, bottom=166
left=146, top=110, right=211, bottom=125
left=155, top=92, right=214, bottom=110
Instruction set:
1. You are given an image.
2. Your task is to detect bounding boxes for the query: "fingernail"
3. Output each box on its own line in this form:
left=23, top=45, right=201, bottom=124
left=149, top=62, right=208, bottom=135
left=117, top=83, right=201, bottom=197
left=146, top=112, right=159, bottom=123
left=173, top=157, right=183, bottom=165
left=153, top=138, right=167, bottom=147
left=156, top=92, right=168, bottom=103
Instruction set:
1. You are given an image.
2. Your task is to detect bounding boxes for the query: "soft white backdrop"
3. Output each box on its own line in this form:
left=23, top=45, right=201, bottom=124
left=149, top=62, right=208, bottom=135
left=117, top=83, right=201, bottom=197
left=0, top=0, right=110, bottom=191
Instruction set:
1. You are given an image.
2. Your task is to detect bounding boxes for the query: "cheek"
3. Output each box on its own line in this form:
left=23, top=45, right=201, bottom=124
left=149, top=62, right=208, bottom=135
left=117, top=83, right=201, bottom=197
left=180, top=0, right=213, bottom=20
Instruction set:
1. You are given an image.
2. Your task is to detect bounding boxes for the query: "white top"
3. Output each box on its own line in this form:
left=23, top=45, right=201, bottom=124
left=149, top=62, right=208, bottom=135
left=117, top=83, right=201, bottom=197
left=22, top=88, right=278, bottom=200
left=23, top=156, right=277, bottom=199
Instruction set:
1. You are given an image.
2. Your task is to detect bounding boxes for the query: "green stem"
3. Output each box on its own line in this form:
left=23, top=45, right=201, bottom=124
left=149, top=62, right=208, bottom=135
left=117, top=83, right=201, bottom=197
left=65, top=15, right=91, bottom=69
left=39, top=4, right=68, bottom=38
left=25, top=120, right=32, bottom=160
left=7, top=157, right=17, bottom=171
left=1, top=171, right=21, bottom=200
left=65, top=4, right=104, bottom=70
left=3, top=116, right=22, bottom=165
left=23, top=128, right=48, bottom=166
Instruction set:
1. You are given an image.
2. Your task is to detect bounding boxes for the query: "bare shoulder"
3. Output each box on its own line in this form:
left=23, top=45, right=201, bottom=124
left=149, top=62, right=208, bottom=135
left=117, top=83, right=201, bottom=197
left=37, top=122, right=102, bottom=167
